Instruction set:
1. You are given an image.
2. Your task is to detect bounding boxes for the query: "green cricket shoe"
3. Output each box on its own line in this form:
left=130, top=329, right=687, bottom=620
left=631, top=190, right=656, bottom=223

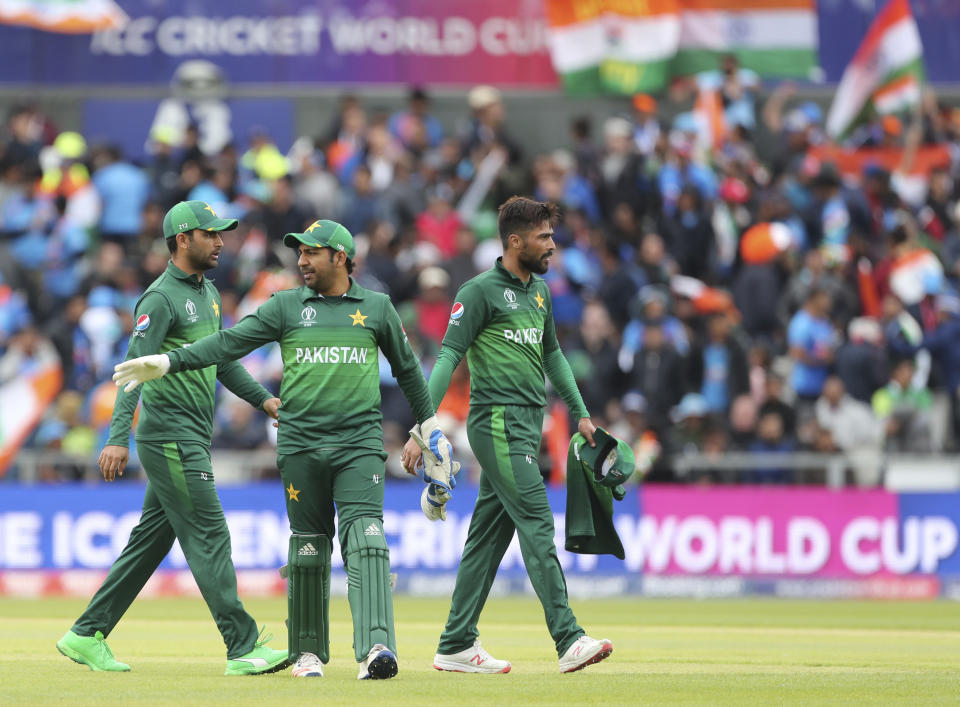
left=56, top=630, right=130, bottom=672
left=224, top=627, right=290, bottom=676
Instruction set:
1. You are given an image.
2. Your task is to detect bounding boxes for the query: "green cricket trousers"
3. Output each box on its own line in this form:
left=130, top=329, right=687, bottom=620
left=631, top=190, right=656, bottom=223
left=278, top=447, right=395, bottom=661
left=72, top=441, right=259, bottom=658
left=437, top=404, right=584, bottom=657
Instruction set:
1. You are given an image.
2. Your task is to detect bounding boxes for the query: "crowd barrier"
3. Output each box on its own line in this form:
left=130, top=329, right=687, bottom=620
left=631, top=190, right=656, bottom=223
left=1, top=482, right=958, bottom=600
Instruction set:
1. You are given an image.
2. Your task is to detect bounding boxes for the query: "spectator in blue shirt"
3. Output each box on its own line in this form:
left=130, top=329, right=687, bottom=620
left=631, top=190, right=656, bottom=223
left=788, top=287, right=837, bottom=402
left=91, top=144, right=149, bottom=248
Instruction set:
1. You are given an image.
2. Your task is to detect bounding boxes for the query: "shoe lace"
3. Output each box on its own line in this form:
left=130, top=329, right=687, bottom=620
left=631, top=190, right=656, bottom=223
left=93, top=631, right=115, bottom=661
left=254, top=626, right=274, bottom=648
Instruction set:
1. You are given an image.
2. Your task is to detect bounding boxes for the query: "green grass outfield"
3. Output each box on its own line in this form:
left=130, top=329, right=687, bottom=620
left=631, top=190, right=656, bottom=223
left=2, top=596, right=959, bottom=705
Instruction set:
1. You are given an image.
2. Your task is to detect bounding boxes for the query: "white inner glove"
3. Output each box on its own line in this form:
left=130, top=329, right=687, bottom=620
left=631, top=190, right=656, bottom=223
left=409, top=415, right=460, bottom=490
left=113, top=353, right=171, bottom=392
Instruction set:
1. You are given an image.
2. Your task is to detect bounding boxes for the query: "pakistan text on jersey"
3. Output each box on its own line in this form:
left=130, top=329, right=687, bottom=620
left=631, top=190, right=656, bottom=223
left=503, top=328, right=544, bottom=344
left=294, top=346, right=370, bottom=364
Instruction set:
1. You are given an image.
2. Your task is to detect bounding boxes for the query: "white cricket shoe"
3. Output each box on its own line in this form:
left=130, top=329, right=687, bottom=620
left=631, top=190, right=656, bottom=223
left=559, top=636, right=613, bottom=673
left=357, top=643, right=398, bottom=680
left=433, top=639, right=512, bottom=674
left=291, top=652, right=323, bottom=677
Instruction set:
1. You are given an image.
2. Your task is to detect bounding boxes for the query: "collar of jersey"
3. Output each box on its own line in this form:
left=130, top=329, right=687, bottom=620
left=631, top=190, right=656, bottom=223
left=495, top=257, right=542, bottom=289
left=298, top=277, right=365, bottom=302
left=165, top=260, right=211, bottom=286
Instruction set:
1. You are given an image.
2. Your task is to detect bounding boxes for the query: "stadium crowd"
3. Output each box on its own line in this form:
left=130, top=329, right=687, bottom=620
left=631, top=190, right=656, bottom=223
left=4, top=72, right=960, bottom=486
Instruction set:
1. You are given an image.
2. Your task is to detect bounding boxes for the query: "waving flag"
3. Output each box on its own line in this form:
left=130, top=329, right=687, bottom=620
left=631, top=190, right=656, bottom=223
left=674, top=0, right=818, bottom=80
left=546, top=0, right=818, bottom=95
left=0, top=358, right=62, bottom=476
left=0, top=0, right=126, bottom=33
left=826, top=0, right=925, bottom=140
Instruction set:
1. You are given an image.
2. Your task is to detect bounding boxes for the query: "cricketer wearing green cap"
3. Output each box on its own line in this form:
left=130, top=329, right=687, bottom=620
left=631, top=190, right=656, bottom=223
left=57, top=201, right=289, bottom=676
left=110, top=219, right=458, bottom=681
left=161, top=199, right=239, bottom=238
left=401, top=196, right=613, bottom=674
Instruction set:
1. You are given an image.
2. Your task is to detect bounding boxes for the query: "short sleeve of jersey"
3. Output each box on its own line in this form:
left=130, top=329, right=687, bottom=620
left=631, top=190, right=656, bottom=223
left=440, top=281, right=489, bottom=354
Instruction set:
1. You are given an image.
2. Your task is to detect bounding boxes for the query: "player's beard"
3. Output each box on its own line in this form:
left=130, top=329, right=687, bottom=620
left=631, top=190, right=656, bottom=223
left=519, top=249, right=552, bottom=275
left=187, top=247, right=218, bottom=271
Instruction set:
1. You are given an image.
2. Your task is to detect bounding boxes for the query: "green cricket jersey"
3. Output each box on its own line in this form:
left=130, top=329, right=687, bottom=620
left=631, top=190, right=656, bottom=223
left=166, top=278, right=434, bottom=455
left=107, top=261, right=273, bottom=447
left=428, top=258, right=588, bottom=418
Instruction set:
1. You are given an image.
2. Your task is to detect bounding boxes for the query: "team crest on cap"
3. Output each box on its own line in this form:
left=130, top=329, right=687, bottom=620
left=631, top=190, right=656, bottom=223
left=135, top=314, right=150, bottom=331
left=450, top=302, right=464, bottom=320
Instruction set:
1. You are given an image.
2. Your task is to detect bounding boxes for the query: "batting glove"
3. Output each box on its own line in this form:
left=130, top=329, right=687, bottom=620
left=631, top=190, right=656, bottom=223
left=113, top=353, right=171, bottom=392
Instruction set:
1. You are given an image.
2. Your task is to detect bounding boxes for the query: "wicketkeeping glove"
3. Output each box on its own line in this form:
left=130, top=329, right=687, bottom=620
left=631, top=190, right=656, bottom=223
left=418, top=460, right=454, bottom=522
left=113, top=353, right=171, bottom=392
left=408, top=415, right=459, bottom=491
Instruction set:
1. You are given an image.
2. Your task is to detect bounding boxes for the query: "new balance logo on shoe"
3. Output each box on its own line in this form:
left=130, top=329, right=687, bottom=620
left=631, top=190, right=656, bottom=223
left=470, top=654, right=486, bottom=665
left=364, top=523, right=381, bottom=536
left=299, top=543, right=318, bottom=556
left=573, top=644, right=584, bottom=657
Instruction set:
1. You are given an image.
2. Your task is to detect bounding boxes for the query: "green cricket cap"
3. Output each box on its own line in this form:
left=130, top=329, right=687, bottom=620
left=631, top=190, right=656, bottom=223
left=283, top=219, right=356, bottom=260
left=162, top=201, right=238, bottom=239
left=576, top=427, right=636, bottom=488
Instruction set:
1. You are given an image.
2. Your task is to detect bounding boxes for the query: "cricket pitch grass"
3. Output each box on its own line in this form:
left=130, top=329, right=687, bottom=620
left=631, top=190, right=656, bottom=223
left=2, top=596, right=959, bottom=705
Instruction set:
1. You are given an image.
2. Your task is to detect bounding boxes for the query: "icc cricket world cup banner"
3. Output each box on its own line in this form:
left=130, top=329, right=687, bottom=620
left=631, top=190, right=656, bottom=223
left=1, top=485, right=959, bottom=599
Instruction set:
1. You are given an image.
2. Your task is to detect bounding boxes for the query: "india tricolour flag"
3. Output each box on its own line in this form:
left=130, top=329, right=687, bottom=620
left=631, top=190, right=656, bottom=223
left=546, top=0, right=816, bottom=95
left=600, top=0, right=681, bottom=95
left=0, top=0, right=126, bottom=33
left=545, top=0, right=680, bottom=94
left=674, top=0, right=818, bottom=80
left=0, top=359, right=62, bottom=475
left=826, top=0, right=925, bottom=140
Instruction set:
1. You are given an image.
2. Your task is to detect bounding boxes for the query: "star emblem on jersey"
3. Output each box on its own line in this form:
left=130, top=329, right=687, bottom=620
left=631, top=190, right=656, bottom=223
left=349, top=309, right=368, bottom=327
left=212, top=302, right=219, bottom=316
left=534, top=292, right=545, bottom=310
left=286, top=483, right=301, bottom=502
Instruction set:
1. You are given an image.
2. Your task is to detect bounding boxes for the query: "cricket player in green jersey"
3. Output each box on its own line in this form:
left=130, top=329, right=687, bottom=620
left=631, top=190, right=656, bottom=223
left=113, top=219, right=458, bottom=681
left=402, top=196, right=614, bottom=674
left=56, top=201, right=289, bottom=675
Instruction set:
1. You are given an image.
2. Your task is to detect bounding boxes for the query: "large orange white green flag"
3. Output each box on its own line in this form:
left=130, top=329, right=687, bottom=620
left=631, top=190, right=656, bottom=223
left=0, top=0, right=126, bottom=33
left=545, top=0, right=818, bottom=94
left=673, top=0, right=818, bottom=79
left=826, top=0, right=925, bottom=140
left=0, top=358, right=62, bottom=476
